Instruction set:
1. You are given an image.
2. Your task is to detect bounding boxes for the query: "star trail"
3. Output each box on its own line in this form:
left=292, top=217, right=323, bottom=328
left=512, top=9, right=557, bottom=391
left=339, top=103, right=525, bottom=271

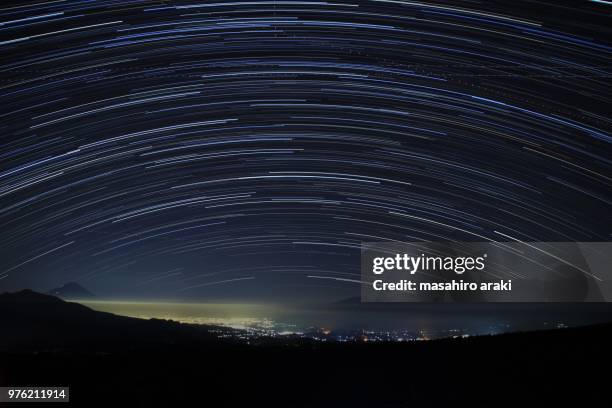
left=0, top=0, right=610, bottom=301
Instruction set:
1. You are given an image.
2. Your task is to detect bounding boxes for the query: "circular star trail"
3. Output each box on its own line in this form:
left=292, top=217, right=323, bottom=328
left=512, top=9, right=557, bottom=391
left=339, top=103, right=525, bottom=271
left=0, top=0, right=611, bottom=300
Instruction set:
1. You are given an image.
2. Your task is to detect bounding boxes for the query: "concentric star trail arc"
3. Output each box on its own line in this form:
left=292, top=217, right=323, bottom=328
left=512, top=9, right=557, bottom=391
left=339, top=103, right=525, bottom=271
left=0, top=0, right=610, bottom=300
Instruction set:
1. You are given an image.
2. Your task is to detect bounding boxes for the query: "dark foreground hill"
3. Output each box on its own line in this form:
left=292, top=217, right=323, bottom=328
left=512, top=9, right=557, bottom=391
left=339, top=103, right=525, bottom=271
left=0, top=290, right=216, bottom=351
left=1, top=290, right=611, bottom=407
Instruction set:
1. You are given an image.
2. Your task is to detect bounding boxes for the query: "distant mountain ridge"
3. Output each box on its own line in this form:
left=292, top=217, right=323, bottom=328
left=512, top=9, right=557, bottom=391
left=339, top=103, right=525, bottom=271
left=48, top=282, right=94, bottom=299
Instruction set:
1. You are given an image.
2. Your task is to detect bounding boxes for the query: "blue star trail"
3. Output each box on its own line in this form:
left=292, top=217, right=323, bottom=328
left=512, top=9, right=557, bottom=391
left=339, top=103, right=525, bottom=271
left=0, top=0, right=610, bottom=300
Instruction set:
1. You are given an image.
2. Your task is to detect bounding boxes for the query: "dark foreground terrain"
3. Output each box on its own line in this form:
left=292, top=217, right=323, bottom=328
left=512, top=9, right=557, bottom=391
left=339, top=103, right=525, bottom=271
left=1, top=290, right=611, bottom=407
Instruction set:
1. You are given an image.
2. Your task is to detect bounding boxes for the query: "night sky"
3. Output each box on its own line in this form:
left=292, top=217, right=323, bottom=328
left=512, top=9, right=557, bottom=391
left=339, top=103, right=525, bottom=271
left=0, top=0, right=611, bottom=303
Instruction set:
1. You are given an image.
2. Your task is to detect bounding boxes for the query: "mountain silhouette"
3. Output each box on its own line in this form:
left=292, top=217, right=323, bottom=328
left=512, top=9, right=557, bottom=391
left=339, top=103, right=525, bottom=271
left=0, top=289, right=214, bottom=352
left=48, top=282, right=94, bottom=299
